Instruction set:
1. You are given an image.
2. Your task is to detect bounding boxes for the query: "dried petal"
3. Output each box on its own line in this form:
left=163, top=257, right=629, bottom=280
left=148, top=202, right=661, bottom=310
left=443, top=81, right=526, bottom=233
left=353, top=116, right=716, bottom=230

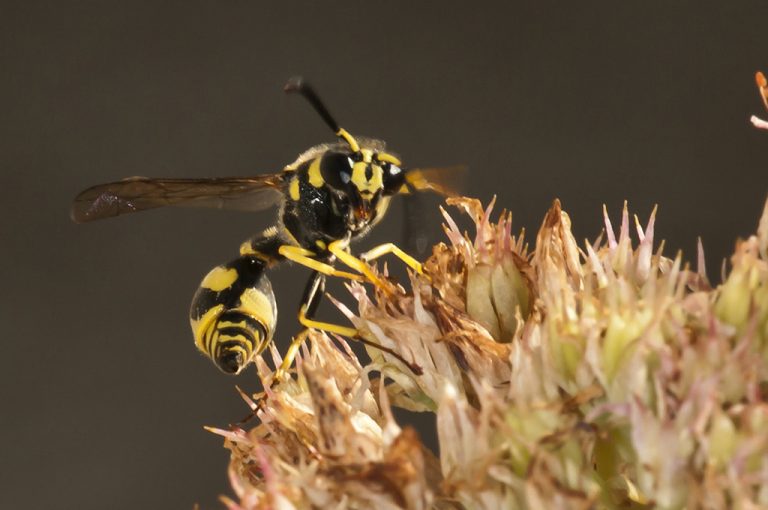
left=213, top=196, right=768, bottom=510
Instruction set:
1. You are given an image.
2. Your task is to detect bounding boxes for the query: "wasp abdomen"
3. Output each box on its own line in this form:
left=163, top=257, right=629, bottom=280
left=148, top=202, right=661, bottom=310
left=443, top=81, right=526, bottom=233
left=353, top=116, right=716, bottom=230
left=190, top=255, right=277, bottom=374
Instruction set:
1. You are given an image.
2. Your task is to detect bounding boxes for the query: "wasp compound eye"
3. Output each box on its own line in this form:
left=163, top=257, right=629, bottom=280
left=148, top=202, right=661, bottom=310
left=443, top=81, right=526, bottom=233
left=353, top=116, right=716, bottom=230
left=382, top=162, right=406, bottom=195
left=320, top=151, right=355, bottom=190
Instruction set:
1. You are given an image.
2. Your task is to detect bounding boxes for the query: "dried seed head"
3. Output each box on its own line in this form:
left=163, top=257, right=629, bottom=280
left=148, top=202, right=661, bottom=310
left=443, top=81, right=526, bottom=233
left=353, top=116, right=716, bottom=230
left=215, top=196, right=768, bottom=509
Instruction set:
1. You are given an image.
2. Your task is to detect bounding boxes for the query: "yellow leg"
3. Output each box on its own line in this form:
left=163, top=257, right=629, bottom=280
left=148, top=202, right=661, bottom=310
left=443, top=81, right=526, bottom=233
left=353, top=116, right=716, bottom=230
left=298, top=304, right=358, bottom=337
left=327, top=240, right=388, bottom=290
left=275, top=306, right=424, bottom=379
left=279, top=245, right=365, bottom=282
left=273, top=307, right=360, bottom=382
left=361, top=242, right=424, bottom=274
left=274, top=328, right=310, bottom=382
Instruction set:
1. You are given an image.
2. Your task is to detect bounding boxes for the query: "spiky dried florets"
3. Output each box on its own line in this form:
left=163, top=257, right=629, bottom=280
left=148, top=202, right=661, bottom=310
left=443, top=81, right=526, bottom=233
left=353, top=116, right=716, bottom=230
left=212, top=197, right=768, bottom=510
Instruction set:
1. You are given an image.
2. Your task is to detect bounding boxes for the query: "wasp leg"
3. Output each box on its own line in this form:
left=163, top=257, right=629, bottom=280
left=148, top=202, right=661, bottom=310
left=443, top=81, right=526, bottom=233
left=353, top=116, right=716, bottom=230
left=272, top=258, right=423, bottom=381
left=360, top=242, right=425, bottom=275
left=274, top=328, right=311, bottom=383
left=275, top=271, right=358, bottom=381
left=327, top=240, right=389, bottom=291
left=298, top=272, right=356, bottom=335
left=282, top=271, right=423, bottom=377
left=278, top=245, right=366, bottom=282
left=298, top=306, right=358, bottom=337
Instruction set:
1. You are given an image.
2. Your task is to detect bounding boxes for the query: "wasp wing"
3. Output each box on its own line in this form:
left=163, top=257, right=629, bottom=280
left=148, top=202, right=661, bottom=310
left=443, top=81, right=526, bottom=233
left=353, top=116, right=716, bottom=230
left=400, top=165, right=467, bottom=257
left=401, top=192, right=430, bottom=257
left=404, top=165, right=467, bottom=197
left=71, top=174, right=286, bottom=223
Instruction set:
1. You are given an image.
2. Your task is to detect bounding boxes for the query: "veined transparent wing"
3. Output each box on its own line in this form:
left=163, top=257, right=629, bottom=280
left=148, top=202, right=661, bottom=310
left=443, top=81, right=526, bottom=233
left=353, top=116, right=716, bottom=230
left=71, top=174, right=286, bottom=223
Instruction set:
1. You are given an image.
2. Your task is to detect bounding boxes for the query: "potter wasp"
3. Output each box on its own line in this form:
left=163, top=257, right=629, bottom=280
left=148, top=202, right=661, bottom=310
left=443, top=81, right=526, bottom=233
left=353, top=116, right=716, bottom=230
left=72, top=77, right=460, bottom=377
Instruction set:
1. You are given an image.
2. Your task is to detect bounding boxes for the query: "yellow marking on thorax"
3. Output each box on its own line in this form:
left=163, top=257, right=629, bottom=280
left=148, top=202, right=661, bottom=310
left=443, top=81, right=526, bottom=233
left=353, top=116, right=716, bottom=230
left=315, top=239, right=327, bottom=250
left=289, top=176, right=300, bottom=200
left=200, top=266, right=238, bottom=292
left=239, top=241, right=259, bottom=256
left=308, top=157, right=324, bottom=188
left=239, top=227, right=281, bottom=258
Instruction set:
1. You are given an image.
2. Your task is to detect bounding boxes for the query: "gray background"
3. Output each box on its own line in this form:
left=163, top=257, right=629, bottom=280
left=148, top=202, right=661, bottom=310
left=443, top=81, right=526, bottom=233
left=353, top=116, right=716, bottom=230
left=3, top=1, right=768, bottom=508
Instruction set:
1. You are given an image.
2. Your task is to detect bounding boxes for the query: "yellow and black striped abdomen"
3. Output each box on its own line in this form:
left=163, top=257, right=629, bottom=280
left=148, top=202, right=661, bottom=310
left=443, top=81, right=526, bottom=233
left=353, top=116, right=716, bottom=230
left=190, top=255, right=277, bottom=374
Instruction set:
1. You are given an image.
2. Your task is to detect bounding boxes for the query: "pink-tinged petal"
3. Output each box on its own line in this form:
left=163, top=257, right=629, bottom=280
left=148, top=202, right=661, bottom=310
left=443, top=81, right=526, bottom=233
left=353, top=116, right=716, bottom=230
left=751, top=115, right=768, bottom=130
left=634, top=214, right=645, bottom=242
left=695, top=236, right=712, bottom=290
left=204, top=425, right=248, bottom=443
left=235, top=386, right=259, bottom=412
left=635, top=206, right=656, bottom=282
left=603, top=204, right=617, bottom=249
left=439, top=205, right=464, bottom=247
left=585, top=242, right=608, bottom=288
left=619, top=200, right=630, bottom=246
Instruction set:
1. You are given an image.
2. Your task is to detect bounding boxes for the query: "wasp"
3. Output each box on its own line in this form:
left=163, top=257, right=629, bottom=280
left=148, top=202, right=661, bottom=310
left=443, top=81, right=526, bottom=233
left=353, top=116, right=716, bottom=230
left=72, top=77, right=459, bottom=377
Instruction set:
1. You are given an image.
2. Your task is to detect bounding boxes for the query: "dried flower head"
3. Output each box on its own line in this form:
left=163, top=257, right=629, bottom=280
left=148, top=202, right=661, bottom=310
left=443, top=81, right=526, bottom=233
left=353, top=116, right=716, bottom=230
left=211, top=196, right=768, bottom=509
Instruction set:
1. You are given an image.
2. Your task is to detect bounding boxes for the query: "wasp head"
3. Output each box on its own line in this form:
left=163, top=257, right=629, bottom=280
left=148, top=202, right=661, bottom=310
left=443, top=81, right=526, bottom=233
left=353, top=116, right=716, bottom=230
left=283, top=77, right=408, bottom=231
left=319, top=148, right=406, bottom=232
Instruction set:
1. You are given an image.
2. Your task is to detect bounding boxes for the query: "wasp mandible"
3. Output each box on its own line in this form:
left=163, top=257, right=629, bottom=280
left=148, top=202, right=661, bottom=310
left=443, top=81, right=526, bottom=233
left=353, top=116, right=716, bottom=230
left=72, top=77, right=460, bottom=377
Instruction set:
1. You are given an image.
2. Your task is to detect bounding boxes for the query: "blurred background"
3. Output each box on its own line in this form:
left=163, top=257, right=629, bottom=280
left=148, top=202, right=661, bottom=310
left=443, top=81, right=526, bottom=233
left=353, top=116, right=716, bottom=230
left=2, top=1, right=768, bottom=508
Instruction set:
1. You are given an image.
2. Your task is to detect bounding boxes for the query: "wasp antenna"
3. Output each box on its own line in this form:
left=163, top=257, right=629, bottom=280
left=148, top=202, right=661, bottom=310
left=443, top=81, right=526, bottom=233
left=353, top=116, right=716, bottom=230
left=284, top=77, right=361, bottom=152
left=284, top=76, right=340, bottom=133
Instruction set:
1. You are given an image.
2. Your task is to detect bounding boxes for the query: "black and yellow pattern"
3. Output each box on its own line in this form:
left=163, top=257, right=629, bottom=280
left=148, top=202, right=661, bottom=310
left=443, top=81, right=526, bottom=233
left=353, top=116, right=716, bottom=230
left=72, top=76, right=460, bottom=377
left=190, top=254, right=277, bottom=374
